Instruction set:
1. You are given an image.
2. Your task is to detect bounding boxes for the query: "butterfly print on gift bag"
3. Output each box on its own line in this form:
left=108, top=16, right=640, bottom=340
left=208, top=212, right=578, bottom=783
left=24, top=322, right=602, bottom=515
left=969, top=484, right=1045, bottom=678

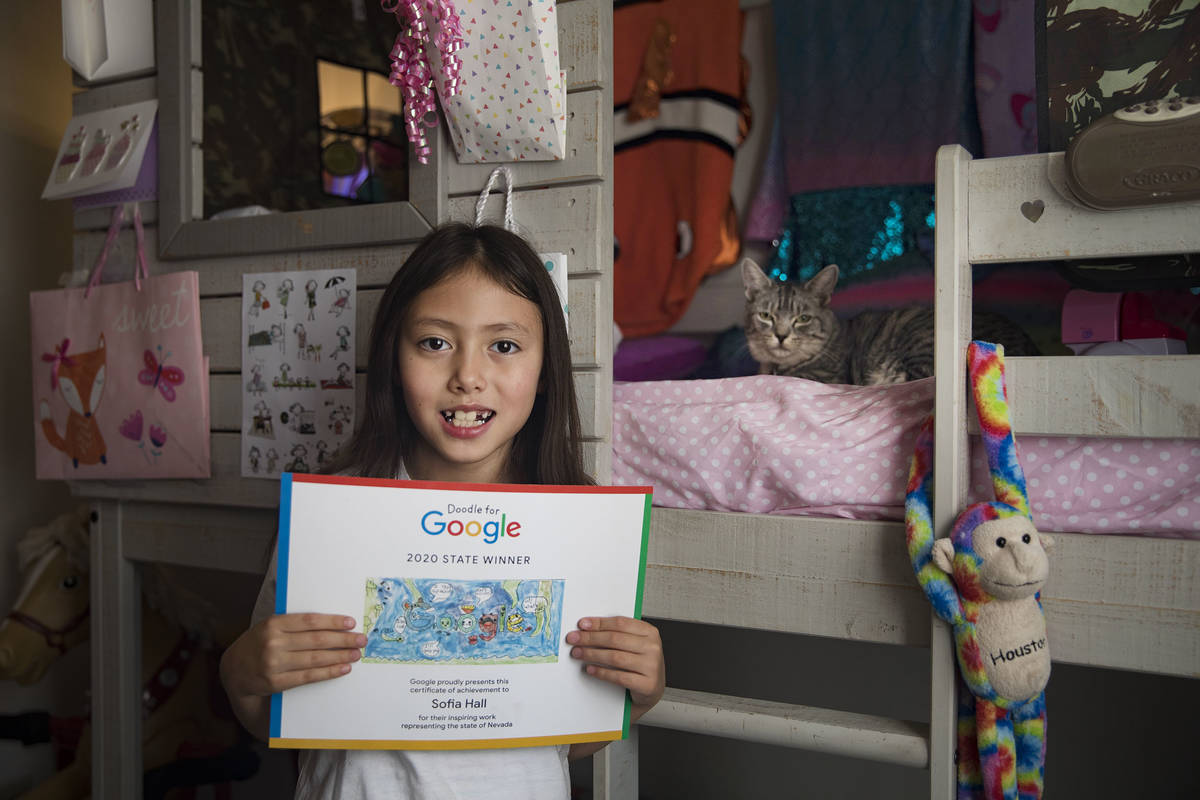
left=139, top=345, right=185, bottom=402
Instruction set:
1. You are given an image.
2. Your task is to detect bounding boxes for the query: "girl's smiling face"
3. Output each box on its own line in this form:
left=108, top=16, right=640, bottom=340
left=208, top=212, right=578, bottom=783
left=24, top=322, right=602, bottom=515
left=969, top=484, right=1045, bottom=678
left=398, top=265, right=544, bottom=484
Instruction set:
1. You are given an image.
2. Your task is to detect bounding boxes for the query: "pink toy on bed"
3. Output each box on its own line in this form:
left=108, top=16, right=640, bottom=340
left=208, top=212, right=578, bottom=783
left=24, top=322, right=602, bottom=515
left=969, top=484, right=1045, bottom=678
left=1061, top=289, right=1187, bottom=356
left=613, top=336, right=708, bottom=382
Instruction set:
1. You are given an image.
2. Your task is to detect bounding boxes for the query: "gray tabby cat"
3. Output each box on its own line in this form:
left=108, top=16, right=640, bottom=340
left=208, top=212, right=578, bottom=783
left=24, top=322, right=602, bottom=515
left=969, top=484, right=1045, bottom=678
left=741, top=258, right=1038, bottom=385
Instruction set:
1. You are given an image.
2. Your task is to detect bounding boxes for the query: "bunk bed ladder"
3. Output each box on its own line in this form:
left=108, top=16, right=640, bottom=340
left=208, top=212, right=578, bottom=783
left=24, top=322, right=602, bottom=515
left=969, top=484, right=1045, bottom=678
left=643, top=688, right=929, bottom=766
left=928, top=143, right=974, bottom=800
left=927, top=141, right=1200, bottom=799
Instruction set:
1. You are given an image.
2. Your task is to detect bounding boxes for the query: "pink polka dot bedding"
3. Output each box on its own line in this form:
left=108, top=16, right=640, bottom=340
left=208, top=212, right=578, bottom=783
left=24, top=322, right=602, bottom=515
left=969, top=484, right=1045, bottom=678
left=611, top=376, right=1200, bottom=538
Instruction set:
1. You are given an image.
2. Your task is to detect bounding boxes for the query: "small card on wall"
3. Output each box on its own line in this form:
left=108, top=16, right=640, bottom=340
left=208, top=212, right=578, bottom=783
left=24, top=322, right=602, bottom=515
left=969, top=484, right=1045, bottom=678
left=542, top=252, right=568, bottom=330
left=42, top=99, right=158, bottom=200
left=270, top=475, right=653, bottom=750
left=240, top=269, right=357, bottom=479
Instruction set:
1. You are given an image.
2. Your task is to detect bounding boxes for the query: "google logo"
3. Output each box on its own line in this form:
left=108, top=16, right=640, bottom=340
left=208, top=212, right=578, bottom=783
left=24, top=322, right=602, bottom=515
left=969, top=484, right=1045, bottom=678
left=421, top=510, right=521, bottom=544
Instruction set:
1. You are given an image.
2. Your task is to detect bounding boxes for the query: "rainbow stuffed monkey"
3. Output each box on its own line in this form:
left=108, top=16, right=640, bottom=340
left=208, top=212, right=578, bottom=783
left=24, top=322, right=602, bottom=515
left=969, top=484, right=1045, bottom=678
left=905, top=341, right=1054, bottom=800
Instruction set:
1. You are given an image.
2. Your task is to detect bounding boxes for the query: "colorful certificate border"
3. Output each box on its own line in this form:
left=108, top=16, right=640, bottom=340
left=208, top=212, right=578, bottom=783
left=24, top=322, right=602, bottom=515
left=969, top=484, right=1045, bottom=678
left=270, top=472, right=653, bottom=750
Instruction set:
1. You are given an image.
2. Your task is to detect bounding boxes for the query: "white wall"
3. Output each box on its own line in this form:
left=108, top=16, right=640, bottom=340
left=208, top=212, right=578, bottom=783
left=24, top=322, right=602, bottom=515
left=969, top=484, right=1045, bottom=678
left=0, top=3, right=86, bottom=797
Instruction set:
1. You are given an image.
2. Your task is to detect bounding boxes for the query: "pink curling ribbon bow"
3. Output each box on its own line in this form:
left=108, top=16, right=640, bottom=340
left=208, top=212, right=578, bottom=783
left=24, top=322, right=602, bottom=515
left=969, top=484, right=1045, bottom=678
left=42, top=339, right=77, bottom=390
left=381, top=0, right=463, bottom=164
left=85, top=202, right=149, bottom=299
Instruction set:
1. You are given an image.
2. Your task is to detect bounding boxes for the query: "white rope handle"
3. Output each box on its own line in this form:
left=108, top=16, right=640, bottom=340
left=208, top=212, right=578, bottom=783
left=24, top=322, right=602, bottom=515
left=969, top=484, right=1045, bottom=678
left=473, top=166, right=516, bottom=232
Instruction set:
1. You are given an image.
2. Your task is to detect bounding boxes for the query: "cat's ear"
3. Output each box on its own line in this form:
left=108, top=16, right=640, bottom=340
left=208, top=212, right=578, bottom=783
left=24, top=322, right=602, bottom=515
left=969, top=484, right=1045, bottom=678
left=740, top=258, right=773, bottom=299
left=805, top=264, right=839, bottom=305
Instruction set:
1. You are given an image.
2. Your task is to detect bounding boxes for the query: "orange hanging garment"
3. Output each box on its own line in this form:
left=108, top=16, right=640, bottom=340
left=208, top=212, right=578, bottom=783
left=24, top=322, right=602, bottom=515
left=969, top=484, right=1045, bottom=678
left=613, top=0, right=747, bottom=337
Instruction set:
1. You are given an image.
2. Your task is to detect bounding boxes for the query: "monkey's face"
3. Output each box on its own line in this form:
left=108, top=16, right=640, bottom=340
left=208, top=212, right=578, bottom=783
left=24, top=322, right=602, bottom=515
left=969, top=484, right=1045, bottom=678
left=971, top=516, right=1050, bottom=601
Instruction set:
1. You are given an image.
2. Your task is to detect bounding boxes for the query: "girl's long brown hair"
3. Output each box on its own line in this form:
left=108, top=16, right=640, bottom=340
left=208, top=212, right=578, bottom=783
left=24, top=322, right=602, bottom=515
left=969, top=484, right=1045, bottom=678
left=324, top=223, right=591, bottom=486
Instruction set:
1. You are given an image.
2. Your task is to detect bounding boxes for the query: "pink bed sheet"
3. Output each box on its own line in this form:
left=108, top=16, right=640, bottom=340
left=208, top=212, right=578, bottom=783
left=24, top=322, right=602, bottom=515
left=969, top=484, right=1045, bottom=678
left=612, top=376, right=1200, bottom=538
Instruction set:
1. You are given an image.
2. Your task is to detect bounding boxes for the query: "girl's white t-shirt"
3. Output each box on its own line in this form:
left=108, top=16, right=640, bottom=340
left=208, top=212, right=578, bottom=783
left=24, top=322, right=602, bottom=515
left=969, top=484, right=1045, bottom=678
left=253, top=466, right=572, bottom=800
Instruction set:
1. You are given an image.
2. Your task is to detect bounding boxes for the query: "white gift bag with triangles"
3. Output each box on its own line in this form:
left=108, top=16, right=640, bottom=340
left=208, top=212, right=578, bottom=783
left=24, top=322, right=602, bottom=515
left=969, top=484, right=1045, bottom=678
left=435, top=0, right=567, bottom=163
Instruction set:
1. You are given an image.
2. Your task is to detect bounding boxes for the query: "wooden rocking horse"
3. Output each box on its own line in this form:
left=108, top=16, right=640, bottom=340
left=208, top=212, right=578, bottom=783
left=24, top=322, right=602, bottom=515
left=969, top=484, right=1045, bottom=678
left=0, top=507, right=258, bottom=799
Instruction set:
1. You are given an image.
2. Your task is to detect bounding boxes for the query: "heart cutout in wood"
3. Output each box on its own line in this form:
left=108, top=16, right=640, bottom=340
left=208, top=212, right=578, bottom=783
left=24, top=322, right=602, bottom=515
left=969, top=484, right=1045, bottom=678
left=1020, top=200, right=1045, bottom=223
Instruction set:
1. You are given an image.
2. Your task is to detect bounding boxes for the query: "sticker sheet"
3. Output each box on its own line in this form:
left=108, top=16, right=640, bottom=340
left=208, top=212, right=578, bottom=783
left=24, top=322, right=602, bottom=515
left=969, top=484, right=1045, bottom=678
left=271, top=475, right=653, bottom=750
left=241, top=269, right=356, bottom=479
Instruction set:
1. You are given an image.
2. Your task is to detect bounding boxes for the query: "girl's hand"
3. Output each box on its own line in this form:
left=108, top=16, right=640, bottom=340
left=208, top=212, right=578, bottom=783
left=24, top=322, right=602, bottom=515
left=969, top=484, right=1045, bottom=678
left=219, top=613, right=366, bottom=738
left=567, top=616, right=665, bottom=720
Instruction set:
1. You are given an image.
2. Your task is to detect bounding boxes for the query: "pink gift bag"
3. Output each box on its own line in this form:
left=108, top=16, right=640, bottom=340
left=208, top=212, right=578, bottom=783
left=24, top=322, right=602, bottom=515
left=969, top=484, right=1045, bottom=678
left=29, top=204, right=210, bottom=479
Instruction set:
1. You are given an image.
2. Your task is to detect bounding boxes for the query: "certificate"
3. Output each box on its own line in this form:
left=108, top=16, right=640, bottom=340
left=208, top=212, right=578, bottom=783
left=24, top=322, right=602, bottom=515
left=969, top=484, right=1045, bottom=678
left=271, top=473, right=653, bottom=750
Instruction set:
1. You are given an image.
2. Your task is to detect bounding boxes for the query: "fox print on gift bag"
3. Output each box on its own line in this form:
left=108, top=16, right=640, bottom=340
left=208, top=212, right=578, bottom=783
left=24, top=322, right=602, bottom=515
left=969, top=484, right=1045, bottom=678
left=39, top=335, right=109, bottom=468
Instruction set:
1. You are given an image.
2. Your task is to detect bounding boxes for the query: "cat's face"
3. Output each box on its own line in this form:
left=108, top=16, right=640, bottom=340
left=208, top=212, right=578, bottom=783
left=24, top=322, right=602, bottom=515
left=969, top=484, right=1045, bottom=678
left=741, top=259, right=839, bottom=368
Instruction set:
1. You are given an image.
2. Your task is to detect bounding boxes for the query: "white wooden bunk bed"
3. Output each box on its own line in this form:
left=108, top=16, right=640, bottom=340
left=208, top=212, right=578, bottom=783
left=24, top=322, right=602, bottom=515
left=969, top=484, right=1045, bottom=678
left=631, top=144, right=1200, bottom=798
left=64, top=1, right=1198, bottom=797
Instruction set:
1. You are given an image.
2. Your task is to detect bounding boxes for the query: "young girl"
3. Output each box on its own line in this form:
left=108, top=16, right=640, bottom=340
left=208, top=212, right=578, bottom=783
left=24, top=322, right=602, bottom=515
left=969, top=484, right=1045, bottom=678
left=220, top=223, right=666, bottom=799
